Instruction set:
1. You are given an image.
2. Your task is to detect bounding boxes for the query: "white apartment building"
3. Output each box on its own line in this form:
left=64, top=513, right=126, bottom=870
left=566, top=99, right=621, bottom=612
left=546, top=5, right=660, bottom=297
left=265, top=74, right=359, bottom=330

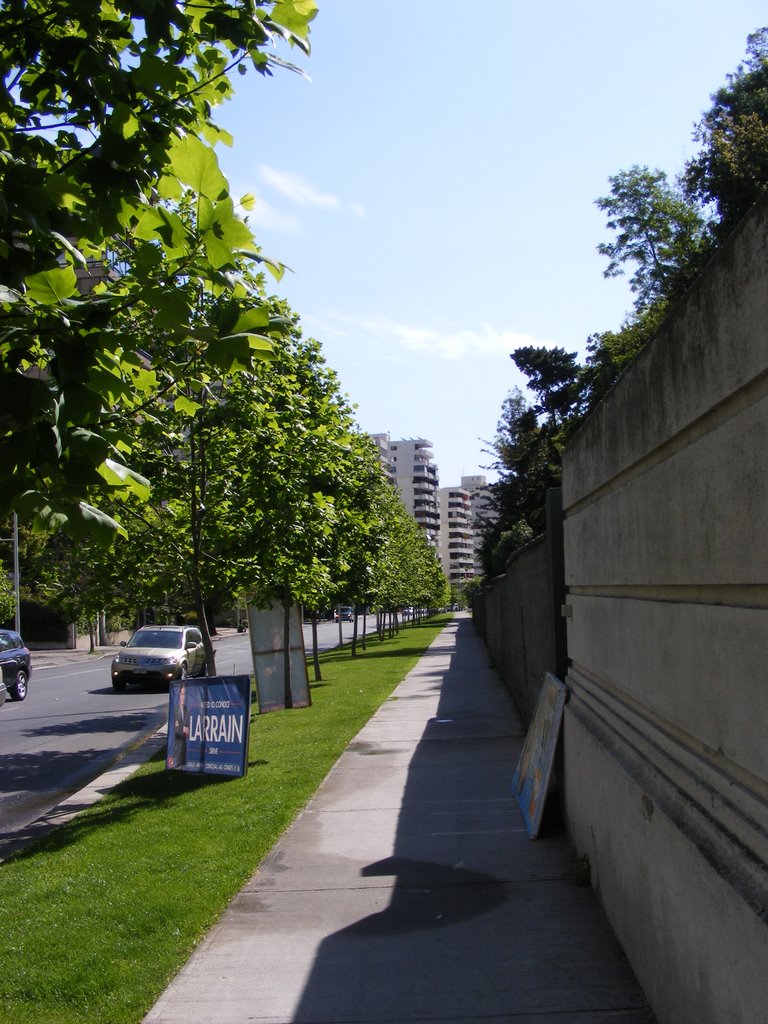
left=375, top=436, right=440, bottom=546
left=461, top=474, right=497, bottom=565
left=369, top=437, right=493, bottom=578
left=438, top=485, right=475, bottom=585
left=369, top=433, right=394, bottom=486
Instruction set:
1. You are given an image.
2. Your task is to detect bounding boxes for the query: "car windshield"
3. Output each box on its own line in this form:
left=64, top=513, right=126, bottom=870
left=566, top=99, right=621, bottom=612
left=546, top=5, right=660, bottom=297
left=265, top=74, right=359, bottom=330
left=128, top=630, right=184, bottom=649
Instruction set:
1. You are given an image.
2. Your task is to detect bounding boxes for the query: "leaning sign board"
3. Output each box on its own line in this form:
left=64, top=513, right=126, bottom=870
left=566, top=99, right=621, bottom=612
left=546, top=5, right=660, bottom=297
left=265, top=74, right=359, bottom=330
left=166, top=675, right=251, bottom=778
left=511, top=672, right=566, bottom=839
left=248, top=601, right=311, bottom=713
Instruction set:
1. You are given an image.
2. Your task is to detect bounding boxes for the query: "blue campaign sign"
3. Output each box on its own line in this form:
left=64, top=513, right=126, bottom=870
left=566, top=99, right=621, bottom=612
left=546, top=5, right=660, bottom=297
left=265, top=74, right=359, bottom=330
left=166, top=675, right=252, bottom=778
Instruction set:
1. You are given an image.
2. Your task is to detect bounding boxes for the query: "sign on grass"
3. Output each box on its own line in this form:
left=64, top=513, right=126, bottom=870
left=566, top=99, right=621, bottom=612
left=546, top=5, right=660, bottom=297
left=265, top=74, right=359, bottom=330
left=248, top=601, right=310, bottom=712
left=166, top=675, right=251, bottom=778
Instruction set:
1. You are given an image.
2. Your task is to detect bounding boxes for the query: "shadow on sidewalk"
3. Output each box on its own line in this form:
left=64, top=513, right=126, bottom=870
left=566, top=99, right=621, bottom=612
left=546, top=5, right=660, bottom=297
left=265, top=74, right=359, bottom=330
left=288, top=617, right=654, bottom=1023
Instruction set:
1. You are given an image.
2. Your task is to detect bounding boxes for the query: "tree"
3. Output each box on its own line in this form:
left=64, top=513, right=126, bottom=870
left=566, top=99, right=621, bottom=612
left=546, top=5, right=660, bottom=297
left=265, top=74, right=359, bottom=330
left=580, top=302, right=669, bottom=410
left=484, top=28, right=768, bottom=575
left=0, top=570, right=14, bottom=624
left=368, top=484, right=448, bottom=631
left=684, top=28, right=768, bottom=238
left=511, top=345, right=584, bottom=429
left=102, top=302, right=373, bottom=675
left=0, top=0, right=317, bottom=539
left=595, top=165, right=711, bottom=312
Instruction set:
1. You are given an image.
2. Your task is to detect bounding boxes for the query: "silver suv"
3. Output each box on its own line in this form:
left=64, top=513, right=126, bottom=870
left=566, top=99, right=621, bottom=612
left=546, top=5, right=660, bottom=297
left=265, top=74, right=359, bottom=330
left=111, top=625, right=206, bottom=691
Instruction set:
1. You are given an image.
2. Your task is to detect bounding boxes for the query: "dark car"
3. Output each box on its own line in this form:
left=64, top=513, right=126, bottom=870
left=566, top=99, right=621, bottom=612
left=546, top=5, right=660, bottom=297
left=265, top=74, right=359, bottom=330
left=111, top=625, right=206, bottom=691
left=0, top=629, right=31, bottom=702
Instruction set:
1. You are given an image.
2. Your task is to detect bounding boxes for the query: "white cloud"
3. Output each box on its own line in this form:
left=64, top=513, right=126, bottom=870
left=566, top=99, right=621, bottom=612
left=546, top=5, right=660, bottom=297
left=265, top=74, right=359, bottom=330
left=305, top=311, right=555, bottom=361
left=258, top=164, right=341, bottom=209
left=246, top=196, right=302, bottom=234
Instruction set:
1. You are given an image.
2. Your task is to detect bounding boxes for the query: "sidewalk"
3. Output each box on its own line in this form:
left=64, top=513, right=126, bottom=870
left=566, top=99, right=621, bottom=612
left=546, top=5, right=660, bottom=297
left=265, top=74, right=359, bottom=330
left=144, top=614, right=655, bottom=1024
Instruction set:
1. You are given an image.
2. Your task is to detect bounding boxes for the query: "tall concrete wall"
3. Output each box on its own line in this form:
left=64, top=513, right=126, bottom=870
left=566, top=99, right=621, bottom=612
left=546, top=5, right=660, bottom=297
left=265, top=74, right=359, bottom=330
left=561, top=199, right=768, bottom=1024
left=473, top=492, right=566, bottom=725
left=473, top=536, right=551, bottom=725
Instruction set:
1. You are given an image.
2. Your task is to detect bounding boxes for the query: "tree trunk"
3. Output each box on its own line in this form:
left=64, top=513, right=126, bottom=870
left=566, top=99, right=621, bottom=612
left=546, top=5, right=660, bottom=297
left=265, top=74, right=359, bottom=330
left=311, top=610, right=321, bottom=681
left=193, top=583, right=217, bottom=675
left=351, top=603, right=359, bottom=656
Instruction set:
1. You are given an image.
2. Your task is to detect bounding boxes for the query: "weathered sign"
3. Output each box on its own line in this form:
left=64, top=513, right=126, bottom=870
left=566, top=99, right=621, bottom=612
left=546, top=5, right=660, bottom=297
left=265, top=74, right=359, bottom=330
left=248, top=602, right=310, bottom=712
left=511, top=672, right=566, bottom=839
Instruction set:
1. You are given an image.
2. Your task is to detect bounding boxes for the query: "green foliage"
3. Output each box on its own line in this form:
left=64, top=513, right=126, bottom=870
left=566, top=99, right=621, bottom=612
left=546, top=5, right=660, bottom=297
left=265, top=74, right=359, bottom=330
left=0, top=0, right=317, bottom=539
left=684, top=28, right=768, bottom=237
left=0, top=569, right=14, bottom=622
left=368, top=482, right=449, bottom=613
left=479, top=523, right=536, bottom=579
left=595, top=165, right=711, bottom=312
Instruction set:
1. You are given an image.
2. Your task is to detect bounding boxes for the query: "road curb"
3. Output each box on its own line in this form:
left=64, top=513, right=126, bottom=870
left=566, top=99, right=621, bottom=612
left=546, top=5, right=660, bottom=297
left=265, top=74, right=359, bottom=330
left=0, top=723, right=168, bottom=863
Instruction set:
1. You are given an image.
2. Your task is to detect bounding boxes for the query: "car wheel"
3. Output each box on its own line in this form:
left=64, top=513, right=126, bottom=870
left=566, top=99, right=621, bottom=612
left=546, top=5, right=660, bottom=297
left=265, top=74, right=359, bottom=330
left=10, top=669, right=28, bottom=701
left=112, top=678, right=127, bottom=692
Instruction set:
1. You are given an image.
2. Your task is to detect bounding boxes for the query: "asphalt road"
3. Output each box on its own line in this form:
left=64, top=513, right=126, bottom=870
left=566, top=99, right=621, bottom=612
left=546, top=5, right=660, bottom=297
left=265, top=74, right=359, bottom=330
left=0, top=618, right=372, bottom=855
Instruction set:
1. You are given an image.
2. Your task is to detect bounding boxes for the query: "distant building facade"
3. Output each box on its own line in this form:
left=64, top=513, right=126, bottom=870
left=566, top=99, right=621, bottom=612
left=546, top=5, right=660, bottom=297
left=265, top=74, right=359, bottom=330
left=461, top=474, right=497, bottom=566
left=369, top=436, right=493, bottom=576
left=372, top=435, right=440, bottom=546
left=437, top=485, right=475, bottom=585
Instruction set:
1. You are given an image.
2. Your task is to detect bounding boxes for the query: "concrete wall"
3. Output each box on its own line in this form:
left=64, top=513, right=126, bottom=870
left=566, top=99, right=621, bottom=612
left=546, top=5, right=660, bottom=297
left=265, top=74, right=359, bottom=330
left=473, top=492, right=566, bottom=725
left=561, top=198, right=768, bottom=1024
left=473, top=536, right=551, bottom=725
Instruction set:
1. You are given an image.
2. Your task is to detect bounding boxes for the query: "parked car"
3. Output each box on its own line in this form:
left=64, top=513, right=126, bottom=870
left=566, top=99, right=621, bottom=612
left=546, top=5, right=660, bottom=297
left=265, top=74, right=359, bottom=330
left=0, top=628, right=31, bottom=702
left=334, top=606, right=354, bottom=622
left=111, top=625, right=206, bottom=691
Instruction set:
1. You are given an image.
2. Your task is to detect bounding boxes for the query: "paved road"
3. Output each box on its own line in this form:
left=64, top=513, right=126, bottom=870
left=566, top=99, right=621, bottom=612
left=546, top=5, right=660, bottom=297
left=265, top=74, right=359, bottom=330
left=0, top=618, right=374, bottom=855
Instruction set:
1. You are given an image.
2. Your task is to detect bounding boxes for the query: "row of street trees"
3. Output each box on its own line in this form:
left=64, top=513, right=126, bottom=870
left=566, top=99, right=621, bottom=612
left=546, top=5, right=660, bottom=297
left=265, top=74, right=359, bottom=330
left=481, top=28, right=768, bottom=576
left=0, top=2, right=450, bottom=660
left=0, top=0, right=317, bottom=537
left=11, top=306, right=449, bottom=669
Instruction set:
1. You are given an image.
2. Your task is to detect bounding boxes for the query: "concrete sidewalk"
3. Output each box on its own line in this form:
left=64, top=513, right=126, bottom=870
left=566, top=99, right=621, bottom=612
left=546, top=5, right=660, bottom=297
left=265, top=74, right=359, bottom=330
left=145, top=614, right=655, bottom=1024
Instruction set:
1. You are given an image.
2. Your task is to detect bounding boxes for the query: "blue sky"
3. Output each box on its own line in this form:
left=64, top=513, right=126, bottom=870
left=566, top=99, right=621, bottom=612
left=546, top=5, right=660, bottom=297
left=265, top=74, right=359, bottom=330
left=217, top=1, right=766, bottom=485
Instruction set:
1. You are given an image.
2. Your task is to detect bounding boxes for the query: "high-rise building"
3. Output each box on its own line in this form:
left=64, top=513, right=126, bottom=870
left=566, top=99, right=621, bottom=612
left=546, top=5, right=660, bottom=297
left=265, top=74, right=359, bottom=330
left=375, top=435, right=440, bottom=546
left=369, top=432, right=395, bottom=486
left=438, top=485, right=475, bottom=585
left=461, top=474, right=497, bottom=568
left=369, top=437, right=493, bottom=576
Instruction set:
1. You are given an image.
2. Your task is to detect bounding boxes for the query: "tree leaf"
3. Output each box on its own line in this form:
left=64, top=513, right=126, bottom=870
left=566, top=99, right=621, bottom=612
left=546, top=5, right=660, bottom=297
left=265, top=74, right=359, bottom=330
left=271, top=0, right=318, bottom=38
left=174, top=394, right=203, bottom=416
left=25, top=266, right=79, bottom=303
left=168, top=134, right=229, bottom=201
left=98, top=459, right=152, bottom=500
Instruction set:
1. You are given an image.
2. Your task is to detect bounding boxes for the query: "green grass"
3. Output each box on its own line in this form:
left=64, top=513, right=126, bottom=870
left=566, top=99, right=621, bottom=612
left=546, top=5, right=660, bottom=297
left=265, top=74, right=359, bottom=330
left=0, top=616, right=450, bottom=1024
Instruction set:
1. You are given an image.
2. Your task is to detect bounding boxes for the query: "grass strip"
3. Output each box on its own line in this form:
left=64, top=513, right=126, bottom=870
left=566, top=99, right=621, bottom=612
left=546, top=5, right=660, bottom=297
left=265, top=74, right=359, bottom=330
left=0, top=615, right=450, bottom=1024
